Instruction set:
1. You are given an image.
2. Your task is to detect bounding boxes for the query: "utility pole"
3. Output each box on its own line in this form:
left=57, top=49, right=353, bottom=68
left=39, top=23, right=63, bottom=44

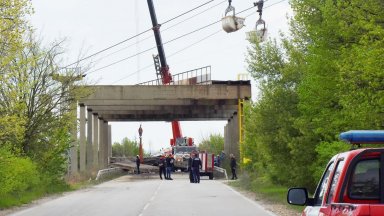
left=138, top=124, right=143, bottom=162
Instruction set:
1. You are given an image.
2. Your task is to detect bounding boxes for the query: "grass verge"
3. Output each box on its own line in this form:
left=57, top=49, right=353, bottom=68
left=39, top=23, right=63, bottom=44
left=228, top=174, right=304, bottom=213
left=0, top=171, right=126, bottom=209
left=0, top=183, right=70, bottom=209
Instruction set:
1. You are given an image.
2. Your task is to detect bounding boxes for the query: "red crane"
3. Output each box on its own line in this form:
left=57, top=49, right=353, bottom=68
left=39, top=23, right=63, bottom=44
left=146, top=0, right=193, bottom=148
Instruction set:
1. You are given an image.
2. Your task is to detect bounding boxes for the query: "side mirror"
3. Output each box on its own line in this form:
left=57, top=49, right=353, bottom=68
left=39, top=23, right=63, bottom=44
left=287, top=188, right=308, bottom=206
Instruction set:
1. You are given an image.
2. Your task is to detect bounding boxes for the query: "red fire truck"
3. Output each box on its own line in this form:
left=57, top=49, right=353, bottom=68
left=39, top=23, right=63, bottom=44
left=146, top=0, right=214, bottom=179
left=287, top=130, right=384, bottom=216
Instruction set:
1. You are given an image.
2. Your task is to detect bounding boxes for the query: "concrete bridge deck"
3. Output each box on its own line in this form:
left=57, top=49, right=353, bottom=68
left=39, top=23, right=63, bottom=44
left=80, top=80, right=251, bottom=121
left=71, top=81, right=251, bottom=176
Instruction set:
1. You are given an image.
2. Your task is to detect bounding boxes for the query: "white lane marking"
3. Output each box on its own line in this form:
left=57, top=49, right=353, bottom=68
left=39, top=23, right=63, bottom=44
left=224, top=182, right=278, bottom=216
left=143, top=203, right=150, bottom=210
left=138, top=181, right=163, bottom=216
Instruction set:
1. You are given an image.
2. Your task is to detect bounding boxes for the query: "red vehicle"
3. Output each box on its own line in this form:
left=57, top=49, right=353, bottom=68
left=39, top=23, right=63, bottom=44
left=146, top=0, right=194, bottom=148
left=288, top=130, right=384, bottom=216
left=198, top=151, right=215, bottom=180
left=146, top=0, right=214, bottom=180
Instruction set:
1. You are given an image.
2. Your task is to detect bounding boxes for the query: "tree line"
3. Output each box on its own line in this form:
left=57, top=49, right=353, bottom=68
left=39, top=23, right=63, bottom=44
left=242, top=0, right=384, bottom=190
left=0, top=0, right=89, bottom=207
left=112, top=138, right=139, bottom=158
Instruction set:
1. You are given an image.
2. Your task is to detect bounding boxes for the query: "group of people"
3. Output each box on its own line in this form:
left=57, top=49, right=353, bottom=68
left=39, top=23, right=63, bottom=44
left=152, top=151, right=238, bottom=181
left=158, top=154, right=175, bottom=180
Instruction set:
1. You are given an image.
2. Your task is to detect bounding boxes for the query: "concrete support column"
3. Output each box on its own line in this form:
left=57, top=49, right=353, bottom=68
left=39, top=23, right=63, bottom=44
left=224, top=113, right=239, bottom=159
left=79, top=104, right=86, bottom=172
left=232, top=113, right=240, bottom=159
left=98, top=118, right=104, bottom=169
left=86, top=109, right=93, bottom=170
left=229, top=116, right=234, bottom=156
left=108, top=125, right=112, bottom=159
left=224, top=123, right=229, bottom=154
left=92, top=114, right=99, bottom=169
left=69, top=103, right=78, bottom=176
left=103, top=121, right=109, bottom=168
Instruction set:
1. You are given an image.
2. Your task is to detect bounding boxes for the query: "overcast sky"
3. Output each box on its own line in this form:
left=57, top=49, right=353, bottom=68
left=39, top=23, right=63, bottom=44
left=30, top=0, right=292, bottom=154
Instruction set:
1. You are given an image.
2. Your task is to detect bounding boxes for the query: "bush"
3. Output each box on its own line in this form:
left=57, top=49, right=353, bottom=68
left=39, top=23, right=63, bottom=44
left=0, top=147, right=40, bottom=199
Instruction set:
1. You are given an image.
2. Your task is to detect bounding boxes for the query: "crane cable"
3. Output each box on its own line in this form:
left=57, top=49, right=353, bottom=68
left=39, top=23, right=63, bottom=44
left=89, top=0, right=227, bottom=68
left=111, top=29, right=223, bottom=84
left=87, top=3, right=265, bottom=76
left=63, top=0, right=216, bottom=69
left=109, top=0, right=288, bottom=84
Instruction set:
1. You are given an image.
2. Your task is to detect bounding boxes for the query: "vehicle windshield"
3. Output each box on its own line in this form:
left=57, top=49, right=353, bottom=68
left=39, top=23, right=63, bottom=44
left=174, top=146, right=197, bottom=154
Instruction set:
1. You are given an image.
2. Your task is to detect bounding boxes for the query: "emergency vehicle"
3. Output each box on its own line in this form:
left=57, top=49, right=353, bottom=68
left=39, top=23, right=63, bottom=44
left=287, top=130, right=384, bottom=216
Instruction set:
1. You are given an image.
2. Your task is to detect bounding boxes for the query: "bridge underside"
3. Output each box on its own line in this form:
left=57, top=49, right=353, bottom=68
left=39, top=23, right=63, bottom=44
left=72, top=81, right=251, bottom=176
left=81, top=80, right=251, bottom=122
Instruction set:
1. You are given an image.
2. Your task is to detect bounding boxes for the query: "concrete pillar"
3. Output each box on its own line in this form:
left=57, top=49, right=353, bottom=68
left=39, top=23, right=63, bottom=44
left=108, top=125, right=112, bottom=159
left=86, top=109, right=93, bottom=170
left=103, top=121, right=109, bottom=168
left=79, top=104, right=86, bottom=172
left=69, top=103, right=78, bottom=176
left=229, top=116, right=234, bottom=156
left=99, top=118, right=104, bottom=169
left=224, top=123, right=229, bottom=154
left=233, top=113, right=240, bottom=159
left=93, top=114, right=99, bottom=169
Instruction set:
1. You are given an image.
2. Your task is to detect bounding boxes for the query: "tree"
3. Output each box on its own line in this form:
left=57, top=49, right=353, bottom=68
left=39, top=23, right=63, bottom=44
left=243, top=0, right=384, bottom=190
left=112, top=138, right=139, bottom=157
left=0, top=0, right=32, bottom=154
left=198, top=133, right=224, bottom=155
left=0, top=0, right=32, bottom=69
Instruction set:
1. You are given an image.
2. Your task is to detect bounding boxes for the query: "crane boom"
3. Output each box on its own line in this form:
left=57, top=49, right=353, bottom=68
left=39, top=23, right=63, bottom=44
left=147, top=0, right=172, bottom=84
left=147, top=0, right=191, bottom=147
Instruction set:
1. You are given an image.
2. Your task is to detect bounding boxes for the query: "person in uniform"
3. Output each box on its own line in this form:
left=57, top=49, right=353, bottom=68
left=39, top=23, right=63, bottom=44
left=135, top=155, right=141, bottom=174
left=159, top=155, right=166, bottom=180
left=188, top=153, right=194, bottom=183
left=230, top=154, right=237, bottom=180
left=191, top=153, right=202, bottom=183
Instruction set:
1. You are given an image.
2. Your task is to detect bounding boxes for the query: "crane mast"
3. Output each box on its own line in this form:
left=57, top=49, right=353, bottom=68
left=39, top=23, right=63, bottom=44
left=147, top=0, right=172, bottom=85
left=147, top=0, right=191, bottom=147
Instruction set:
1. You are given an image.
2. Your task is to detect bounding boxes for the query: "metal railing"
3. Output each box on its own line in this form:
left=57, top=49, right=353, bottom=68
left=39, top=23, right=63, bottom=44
left=137, top=66, right=212, bottom=86
left=214, top=166, right=228, bottom=180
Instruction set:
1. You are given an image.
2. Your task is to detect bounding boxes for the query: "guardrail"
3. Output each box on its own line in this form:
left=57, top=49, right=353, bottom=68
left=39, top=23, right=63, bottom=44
left=137, top=66, right=211, bottom=86
left=214, top=166, right=228, bottom=180
left=95, top=167, right=124, bottom=181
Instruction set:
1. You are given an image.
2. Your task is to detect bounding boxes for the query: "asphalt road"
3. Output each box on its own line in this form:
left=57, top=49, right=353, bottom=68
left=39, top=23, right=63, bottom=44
left=10, top=174, right=276, bottom=216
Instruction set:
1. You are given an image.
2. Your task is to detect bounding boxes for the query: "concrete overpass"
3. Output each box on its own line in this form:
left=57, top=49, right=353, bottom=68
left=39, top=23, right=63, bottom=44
left=72, top=80, right=251, bottom=176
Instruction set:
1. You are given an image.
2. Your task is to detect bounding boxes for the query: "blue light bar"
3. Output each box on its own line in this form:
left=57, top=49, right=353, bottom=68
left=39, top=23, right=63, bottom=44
left=340, top=130, right=384, bottom=144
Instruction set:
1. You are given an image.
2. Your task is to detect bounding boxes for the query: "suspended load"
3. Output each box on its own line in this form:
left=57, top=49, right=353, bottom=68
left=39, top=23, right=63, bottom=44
left=246, top=0, right=268, bottom=42
left=221, top=0, right=245, bottom=33
left=246, top=18, right=267, bottom=42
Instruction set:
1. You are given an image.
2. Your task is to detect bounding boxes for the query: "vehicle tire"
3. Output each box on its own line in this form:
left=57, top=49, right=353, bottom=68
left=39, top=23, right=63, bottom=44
left=209, top=173, right=214, bottom=180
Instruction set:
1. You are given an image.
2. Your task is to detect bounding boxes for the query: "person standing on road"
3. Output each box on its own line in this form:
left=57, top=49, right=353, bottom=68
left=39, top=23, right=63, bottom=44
left=230, top=154, right=237, bottom=180
left=136, top=155, right=141, bottom=174
left=188, top=153, right=194, bottom=183
left=165, top=154, right=173, bottom=180
left=159, top=155, right=166, bottom=180
left=191, top=153, right=202, bottom=183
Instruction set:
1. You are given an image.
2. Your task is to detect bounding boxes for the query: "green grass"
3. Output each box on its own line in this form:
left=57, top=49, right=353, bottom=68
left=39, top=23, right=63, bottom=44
left=229, top=174, right=304, bottom=213
left=0, top=187, right=49, bottom=209
left=0, top=172, right=127, bottom=209
left=0, top=181, right=74, bottom=209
